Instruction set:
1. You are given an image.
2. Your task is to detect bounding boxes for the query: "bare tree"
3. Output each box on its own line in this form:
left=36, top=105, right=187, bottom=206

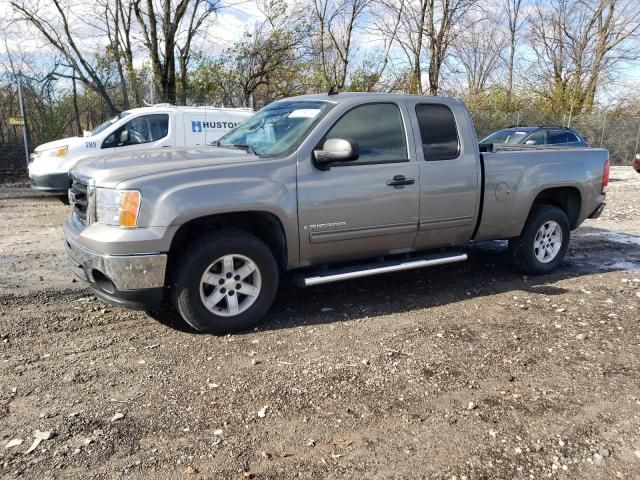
left=133, top=0, right=218, bottom=103
left=528, top=0, right=640, bottom=112
left=379, top=0, right=478, bottom=94
left=425, top=0, right=480, bottom=95
left=176, top=0, right=220, bottom=105
left=387, top=0, right=429, bottom=93
left=312, top=0, right=371, bottom=89
left=102, top=0, right=141, bottom=108
left=504, top=0, right=524, bottom=99
left=11, top=0, right=119, bottom=114
left=451, top=17, right=505, bottom=95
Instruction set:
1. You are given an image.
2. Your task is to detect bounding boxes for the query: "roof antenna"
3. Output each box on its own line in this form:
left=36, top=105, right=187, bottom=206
left=328, top=86, right=338, bottom=96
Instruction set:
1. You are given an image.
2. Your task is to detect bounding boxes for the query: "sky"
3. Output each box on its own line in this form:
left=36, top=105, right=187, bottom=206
left=0, top=0, right=265, bottom=70
left=1, top=0, right=638, bottom=103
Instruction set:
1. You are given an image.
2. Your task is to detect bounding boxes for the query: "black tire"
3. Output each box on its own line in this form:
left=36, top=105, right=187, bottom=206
left=59, top=194, right=70, bottom=205
left=171, top=230, right=279, bottom=334
left=508, top=204, right=570, bottom=275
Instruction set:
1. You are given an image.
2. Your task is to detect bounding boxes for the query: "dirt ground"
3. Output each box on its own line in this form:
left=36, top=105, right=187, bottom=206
left=0, top=167, right=639, bottom=480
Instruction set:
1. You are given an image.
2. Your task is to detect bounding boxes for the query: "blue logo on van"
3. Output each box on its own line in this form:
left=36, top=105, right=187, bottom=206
left=192, top=121, right=202, bottom=133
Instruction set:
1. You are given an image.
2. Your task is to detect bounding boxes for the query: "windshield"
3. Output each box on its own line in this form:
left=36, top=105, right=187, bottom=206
left=91, top=111, right=131, bottom=136
left=481, top=129, right=529, bottom=145
left=217, top=101, right=333, bottom=156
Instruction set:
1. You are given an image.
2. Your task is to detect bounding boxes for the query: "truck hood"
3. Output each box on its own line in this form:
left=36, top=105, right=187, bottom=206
left=35, top=136, right=85, bottom=153
left=70, top=146, right=256, bottom=187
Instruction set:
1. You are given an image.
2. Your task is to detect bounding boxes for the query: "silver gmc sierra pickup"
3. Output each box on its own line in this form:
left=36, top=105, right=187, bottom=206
left=63, top=93, right=609, bottom=333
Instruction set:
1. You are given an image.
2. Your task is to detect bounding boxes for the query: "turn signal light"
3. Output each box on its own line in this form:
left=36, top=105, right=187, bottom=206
left=119, top=191, right=141, bottom=228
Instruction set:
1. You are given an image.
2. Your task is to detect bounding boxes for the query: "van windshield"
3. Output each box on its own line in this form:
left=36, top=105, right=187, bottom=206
left=217, top=101, right=333, bottom=156
left=91, top=111, right=131, bottom=136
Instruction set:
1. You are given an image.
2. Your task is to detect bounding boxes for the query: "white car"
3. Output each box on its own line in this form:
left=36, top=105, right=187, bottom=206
left=28, top=104, right=254, bottom=194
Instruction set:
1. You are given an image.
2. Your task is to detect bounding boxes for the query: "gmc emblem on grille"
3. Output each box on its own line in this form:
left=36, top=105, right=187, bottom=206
left=68, top=190, right=76, bottom=207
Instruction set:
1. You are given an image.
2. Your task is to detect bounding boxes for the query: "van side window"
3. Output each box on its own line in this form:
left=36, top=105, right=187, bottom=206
left=415, top=104, right=459, bottom=161
left=324, top=103, right=408, bottom=165
left=102, top=114, right=169, bottom=149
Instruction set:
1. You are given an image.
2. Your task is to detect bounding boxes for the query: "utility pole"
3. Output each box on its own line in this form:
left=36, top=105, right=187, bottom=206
left=16, top=72, right=30, bottom=170
left=634, top=117, right=640, bottom=157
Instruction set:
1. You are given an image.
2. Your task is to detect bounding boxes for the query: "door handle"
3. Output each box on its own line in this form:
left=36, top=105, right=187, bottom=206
left=387, top=175, right=415, bottom=186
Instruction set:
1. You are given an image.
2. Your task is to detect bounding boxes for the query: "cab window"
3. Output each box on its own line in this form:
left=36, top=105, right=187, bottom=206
left=415, top=104, right=460, bottom=160
left=102, top=114, right=169, bottom=148
left=324, top=103, right=408, bottom=165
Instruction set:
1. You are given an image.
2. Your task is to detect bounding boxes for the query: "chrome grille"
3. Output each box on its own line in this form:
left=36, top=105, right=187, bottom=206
left=70, top=178, right=89, bottom=225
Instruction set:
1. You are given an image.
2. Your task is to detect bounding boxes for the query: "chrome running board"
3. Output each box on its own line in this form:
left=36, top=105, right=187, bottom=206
left=300, top=252, right=468, bottom=287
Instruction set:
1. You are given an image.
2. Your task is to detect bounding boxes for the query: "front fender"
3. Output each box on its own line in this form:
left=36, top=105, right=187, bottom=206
left=122, top=158, right=299, bottom=268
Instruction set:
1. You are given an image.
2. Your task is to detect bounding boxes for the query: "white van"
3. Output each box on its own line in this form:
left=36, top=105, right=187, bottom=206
left=28, top=104, right=254, bottom=194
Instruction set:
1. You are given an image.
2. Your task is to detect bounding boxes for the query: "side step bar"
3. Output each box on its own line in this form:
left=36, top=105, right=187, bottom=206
left=299, top=252, right=468, bottom=287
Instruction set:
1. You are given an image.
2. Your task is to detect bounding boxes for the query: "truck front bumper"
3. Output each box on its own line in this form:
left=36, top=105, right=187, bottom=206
left=29, top=172, right=71, bottom=194
left=64, top=235, right=167, bottom=310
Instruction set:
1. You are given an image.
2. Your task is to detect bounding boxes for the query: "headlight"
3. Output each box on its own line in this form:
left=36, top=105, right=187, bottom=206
left=95, top=188, right=141, bottom=228
left=42, top=145, right=68, bottom=157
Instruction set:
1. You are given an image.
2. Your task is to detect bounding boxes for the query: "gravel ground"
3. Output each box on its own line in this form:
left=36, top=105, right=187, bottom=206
left=0, top=167, right=639, bottom=480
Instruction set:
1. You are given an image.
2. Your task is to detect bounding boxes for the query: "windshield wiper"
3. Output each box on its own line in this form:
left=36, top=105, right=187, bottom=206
left=218, top=143, right=256, bottom=155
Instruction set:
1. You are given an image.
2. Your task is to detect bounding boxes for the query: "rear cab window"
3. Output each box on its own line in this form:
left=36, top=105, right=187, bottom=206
left=414, top=104, right=460, bottom=161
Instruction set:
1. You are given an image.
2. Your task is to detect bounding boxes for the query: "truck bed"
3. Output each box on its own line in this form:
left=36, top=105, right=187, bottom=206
left=474, top=147, right=608, bottom=241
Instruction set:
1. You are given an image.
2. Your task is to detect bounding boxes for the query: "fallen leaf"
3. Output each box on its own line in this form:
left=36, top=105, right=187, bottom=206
left=337, top=437, right=353, bottom=449
left=184, top=464, right=199, bottom=474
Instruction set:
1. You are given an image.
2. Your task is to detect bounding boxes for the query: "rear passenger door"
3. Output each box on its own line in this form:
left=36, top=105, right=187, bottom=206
left=407, top=101, right=481, bottom=249
left=548, top=130, right=569, bottom=145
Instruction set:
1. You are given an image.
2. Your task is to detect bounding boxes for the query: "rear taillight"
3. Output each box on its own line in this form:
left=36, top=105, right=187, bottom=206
left=601, top=159, right=610, bottom=194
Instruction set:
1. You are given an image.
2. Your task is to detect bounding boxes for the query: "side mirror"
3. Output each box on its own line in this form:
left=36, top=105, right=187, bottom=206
left=314, top=138, right=359, bottom=165
left=119, top=130, right=130, bottom=144
left=524, top=139, right=537, bottom=145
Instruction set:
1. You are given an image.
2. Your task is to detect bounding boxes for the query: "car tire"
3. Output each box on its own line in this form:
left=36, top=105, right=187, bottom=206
left=171, top=230, right=279, bottom=334
left=508, top=204, right=570, bottom=275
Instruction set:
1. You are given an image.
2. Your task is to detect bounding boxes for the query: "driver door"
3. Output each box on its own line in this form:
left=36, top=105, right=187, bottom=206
left=101, top=114, right=173, bottom=152
left=296, top=102, right=420, bottom=265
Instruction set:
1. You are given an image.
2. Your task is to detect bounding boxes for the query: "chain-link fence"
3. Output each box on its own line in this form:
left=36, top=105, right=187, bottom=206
left=470, top=107, right=640, bottom=165
left=2, top=81, right=640, bottom=173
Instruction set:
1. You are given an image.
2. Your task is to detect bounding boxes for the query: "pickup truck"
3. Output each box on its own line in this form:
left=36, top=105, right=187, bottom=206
left=63, top=93, right=609, bottom=334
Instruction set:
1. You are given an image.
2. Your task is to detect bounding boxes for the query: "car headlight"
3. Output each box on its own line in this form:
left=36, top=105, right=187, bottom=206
left=42, top=146, right=68, bottom=157
left=95, top=188, right=141, bottom=228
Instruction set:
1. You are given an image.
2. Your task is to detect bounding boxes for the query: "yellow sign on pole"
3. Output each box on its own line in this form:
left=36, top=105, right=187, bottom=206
left=9, top=117, right=25, bottom=126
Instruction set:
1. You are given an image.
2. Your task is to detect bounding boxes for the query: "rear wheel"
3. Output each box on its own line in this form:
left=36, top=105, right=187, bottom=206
left=509, top=204, right=570, bottom=274
left=171, top=231, right=279, bottom=334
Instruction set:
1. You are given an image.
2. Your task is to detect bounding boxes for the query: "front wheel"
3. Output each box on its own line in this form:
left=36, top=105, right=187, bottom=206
left=171, top=231, right=279, bottom=334
left=509, top=204, right=570, bottom=275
